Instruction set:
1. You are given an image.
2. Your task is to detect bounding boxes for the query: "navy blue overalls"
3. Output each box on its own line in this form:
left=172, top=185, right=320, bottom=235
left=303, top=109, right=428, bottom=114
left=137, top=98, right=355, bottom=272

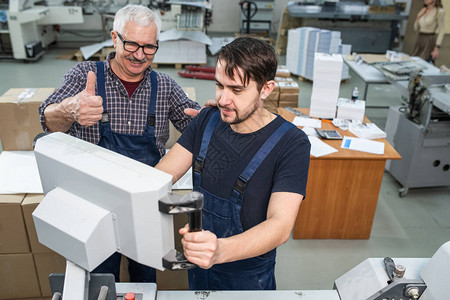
left=189, top=110, right=295, bottom=290
left=92, top=61, right=160, bottom=282
left=95, top=61, right=161, bottom=166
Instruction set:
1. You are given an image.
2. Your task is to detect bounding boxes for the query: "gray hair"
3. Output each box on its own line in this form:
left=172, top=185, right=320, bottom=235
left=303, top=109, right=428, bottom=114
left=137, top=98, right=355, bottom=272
left=113, top=4, right=161, bottom=40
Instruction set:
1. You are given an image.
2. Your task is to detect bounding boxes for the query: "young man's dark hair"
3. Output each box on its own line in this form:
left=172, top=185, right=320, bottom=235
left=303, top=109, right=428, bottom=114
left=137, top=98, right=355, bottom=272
left=217, top=36, right=278, bottom=92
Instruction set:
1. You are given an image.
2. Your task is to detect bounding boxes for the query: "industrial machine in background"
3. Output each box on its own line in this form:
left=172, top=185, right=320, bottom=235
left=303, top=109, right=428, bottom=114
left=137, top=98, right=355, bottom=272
left=0, top=0, right=212, bottom=60
left=287, top=0, right=411, bottom=53
left=0, top=0, right=83, bottom=60
left=240, top=0, right=274, bottom=36
left=385, top=73, right=450, bottom=197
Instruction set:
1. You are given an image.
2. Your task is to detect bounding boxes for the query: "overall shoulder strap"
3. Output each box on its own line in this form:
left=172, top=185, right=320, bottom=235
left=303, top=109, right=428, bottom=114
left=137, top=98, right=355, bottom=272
left=193, top=110, right=221, bottom=186
left=233, top=121, right=295, bottom=195
left=147, top=70, right=158, bottom=127
left=96, top=61, right=106, bottom=109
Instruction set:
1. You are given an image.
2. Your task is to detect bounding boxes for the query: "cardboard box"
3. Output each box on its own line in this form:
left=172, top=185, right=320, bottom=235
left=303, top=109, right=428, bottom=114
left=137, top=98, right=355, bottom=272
left=266, top=91, right=279, bottom=103
left=22, top=194, right=52, bottom=253
left=0, top=194, right=30, bottom=254
left=279, top=93, right=299, bottom=107
left=33, top=253, right=66, bottom=297
left=278, top=81, right=299, bottom=94
left=275, top=76, right=294, bottom=83
left=0, top=88, right=55, bottom=151
left=276, top=65, right=291, bottom=78
left=0, top=253, right=41, bottom=299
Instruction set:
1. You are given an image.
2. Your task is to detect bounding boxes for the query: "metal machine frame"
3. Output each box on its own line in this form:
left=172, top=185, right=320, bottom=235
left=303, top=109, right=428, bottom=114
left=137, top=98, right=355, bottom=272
left=2, top=0, right=83, bottom=60
left=385, top=73, right=450, bottom=197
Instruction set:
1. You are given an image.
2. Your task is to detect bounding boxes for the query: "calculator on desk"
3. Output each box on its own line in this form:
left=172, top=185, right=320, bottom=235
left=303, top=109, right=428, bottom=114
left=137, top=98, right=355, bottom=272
left=315, top=129, right=343, bottom=140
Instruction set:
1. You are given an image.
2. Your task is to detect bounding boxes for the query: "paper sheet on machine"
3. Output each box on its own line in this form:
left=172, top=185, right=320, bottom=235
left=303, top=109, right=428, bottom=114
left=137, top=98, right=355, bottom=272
left=80, top=39, right=114, bottom=60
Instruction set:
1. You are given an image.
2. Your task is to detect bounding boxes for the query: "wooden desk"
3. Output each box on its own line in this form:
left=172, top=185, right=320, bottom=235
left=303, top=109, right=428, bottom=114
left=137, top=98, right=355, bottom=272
left=278, top=108, right=401, bottom=239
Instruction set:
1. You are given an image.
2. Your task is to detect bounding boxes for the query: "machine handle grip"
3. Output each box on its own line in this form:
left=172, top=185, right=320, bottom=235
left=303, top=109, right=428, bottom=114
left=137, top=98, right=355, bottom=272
left=159, top=191, right=203, bottom=270
left=188, top=210, right=202, bottom=232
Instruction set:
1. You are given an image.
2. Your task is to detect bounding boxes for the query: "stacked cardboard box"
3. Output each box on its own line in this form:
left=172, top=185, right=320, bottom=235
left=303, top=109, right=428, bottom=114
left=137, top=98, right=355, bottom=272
left=0, top=87, right=71, bottom=299
left=276, top=77, right=299, bottom=108
left=264, top=82, right=280, bottom=113
left=0, top=193, right=66, bottom=300
left=0, top=88, right=55, bottom=151
left=276, top=65, right=291, bottom=78
left=263, top=73, right=300, bottom=112
left=23, top=194, right=67, bottom=298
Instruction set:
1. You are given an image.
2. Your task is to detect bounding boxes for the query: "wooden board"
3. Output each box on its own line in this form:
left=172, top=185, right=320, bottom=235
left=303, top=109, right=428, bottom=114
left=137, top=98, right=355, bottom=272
left=275, top=7, right=303, bottom=55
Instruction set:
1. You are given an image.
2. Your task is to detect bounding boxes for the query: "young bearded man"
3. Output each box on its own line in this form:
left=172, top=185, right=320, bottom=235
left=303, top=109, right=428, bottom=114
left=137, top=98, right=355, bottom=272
left=156, top=36, right=311, bottom=290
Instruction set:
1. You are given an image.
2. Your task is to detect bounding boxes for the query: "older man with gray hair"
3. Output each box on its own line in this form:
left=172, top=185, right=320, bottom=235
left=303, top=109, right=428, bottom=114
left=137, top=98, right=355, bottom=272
left=39, top=4, right=201, bottom=282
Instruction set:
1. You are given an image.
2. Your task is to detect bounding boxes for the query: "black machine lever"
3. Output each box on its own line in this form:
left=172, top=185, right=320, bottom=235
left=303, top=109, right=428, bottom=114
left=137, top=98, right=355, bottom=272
left=159, top=191, right=203, bottom=270
left=384, top=257, right=396, bottom=282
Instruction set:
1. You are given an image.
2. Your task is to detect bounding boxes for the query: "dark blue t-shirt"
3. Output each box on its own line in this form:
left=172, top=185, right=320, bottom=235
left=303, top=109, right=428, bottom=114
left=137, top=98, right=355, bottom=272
left=177, top=108, right=311, bottom=231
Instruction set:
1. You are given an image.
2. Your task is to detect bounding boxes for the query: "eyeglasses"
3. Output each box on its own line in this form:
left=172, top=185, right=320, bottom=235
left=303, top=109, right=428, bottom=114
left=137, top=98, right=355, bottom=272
left=116, top=32, right=159, bottom=55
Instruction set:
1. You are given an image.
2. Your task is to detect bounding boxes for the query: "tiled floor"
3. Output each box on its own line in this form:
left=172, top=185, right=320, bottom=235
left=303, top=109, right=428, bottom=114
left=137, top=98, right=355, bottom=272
left=1, top=46, right=449, bottom=290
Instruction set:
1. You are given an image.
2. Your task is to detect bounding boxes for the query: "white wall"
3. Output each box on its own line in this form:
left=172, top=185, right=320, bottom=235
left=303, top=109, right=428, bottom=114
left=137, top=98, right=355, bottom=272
left=208, top=0, right=290, bottom=34
left=208, top=0, right=242, bottom=32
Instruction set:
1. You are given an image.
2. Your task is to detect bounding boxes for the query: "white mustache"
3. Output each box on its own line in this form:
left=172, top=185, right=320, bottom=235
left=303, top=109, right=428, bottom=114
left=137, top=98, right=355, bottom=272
left=126, top=56, right=149, bottom=63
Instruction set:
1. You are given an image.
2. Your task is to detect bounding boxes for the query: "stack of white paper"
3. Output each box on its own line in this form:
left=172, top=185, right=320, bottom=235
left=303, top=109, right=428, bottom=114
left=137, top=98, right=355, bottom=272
left=330, top=31, right=342, bottom=54
left=286, top=27, right=347, bottom=81
left=339, top=44, right=352, bottom=79
left=337, top=98, right=365, bottom=122
left=286, top=28, right=301, bottom=78
left=310, top=53, right=343, bottom=119
left=348, top=123, right=387, bottom=139
left=303, top=28, right=320, bottom=79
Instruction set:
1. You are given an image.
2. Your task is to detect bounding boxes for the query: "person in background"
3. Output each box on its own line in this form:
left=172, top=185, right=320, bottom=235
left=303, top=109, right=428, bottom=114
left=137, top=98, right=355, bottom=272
left=38, top=4, right=200, bottom=283
left=412, top=0, right=445, bottom=63
left=156, top=36, right=311, bottom=290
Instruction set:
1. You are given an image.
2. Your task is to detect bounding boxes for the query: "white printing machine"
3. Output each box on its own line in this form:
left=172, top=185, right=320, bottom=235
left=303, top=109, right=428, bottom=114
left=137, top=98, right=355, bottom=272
left=32, top=133, right=450, bottom=300
left=2, top=0, right=83, bottom=60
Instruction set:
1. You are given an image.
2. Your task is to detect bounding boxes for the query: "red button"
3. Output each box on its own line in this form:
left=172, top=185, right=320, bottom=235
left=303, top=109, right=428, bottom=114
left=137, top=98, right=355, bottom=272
left=125, top=292, right=135, bottom=300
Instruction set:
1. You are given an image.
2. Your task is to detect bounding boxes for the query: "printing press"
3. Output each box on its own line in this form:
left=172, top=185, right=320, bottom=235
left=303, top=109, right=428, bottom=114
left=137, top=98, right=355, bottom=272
left=385, top=72, right=450, bottom=197
left=33, top=133, right=450, bottom=299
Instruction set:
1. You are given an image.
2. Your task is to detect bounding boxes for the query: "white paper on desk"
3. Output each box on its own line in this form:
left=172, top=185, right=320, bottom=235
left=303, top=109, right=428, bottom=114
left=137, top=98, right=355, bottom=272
left=292, top=116, right=322, bottom=128
left=301, top=126, right=319, bottom=137
left=308, top=136, right=338, bottom=157
left=341, top=136, right=385, bottom=155
left=0, top=151, right=43, bottom=194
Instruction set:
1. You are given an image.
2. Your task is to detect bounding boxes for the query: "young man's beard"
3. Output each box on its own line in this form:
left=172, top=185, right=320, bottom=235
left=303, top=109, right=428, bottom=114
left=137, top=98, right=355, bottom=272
left=219, top=95, right=260, bottom=125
